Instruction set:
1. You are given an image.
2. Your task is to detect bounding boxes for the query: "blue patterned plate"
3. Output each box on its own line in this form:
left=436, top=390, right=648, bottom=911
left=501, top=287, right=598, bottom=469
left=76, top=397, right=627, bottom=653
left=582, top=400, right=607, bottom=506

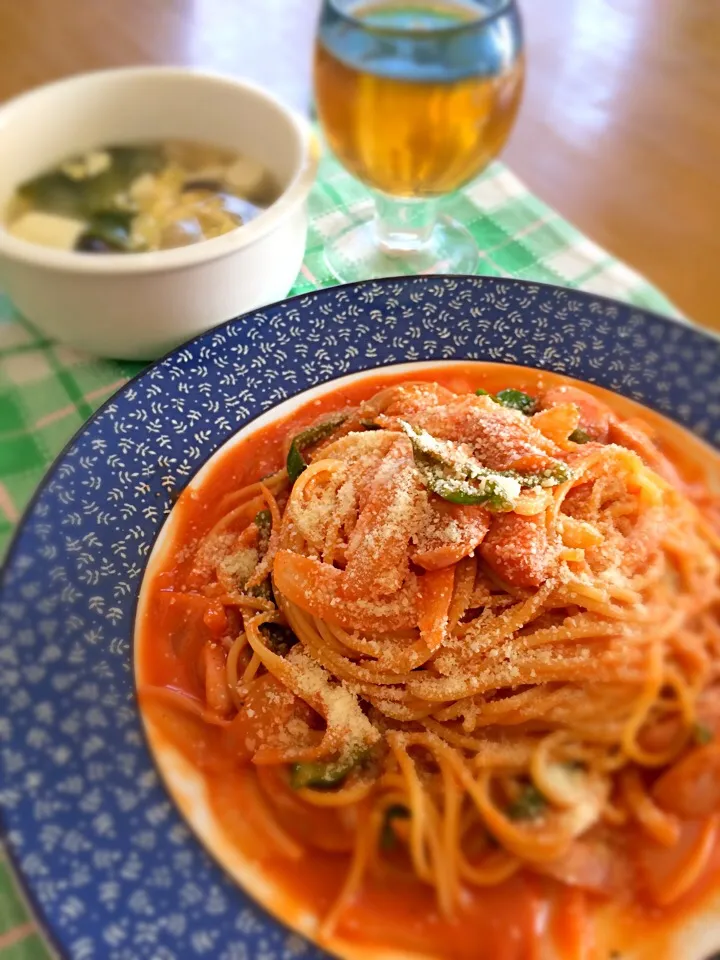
left=2, top=276, right=720, bottom=960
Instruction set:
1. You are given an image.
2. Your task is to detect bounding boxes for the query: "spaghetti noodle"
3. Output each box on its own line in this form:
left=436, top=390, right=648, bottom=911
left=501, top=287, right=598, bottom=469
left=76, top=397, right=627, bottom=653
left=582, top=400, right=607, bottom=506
left=139, top=370, right=720, bottom=954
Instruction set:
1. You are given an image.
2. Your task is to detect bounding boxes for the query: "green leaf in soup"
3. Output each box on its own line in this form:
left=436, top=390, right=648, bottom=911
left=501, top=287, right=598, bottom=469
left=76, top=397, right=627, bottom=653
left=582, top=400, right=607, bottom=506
left=20, top=144, right=164, bottom=220
left=80, top=145, right=164, bottom=214
left=19, top=171, right=88, bottom=218
left=75, top=210, right=138, bottom=253
left=108, top=145, right=165, bottom=180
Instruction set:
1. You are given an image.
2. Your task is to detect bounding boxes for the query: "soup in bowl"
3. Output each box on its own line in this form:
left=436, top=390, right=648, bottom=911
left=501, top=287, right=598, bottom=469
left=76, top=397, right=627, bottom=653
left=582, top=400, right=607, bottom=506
left=6, top=139, right=281, bottom=253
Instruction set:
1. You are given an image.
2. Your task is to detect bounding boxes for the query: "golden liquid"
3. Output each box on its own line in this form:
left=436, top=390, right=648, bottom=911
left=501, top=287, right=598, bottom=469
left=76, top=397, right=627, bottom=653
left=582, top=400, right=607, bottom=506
left=314, top=2, right=524, bottom=198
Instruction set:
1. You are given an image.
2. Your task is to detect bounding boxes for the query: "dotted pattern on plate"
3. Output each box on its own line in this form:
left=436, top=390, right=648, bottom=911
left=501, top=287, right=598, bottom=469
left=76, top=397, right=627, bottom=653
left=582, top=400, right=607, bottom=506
left=1, top=276, right=719, bottom=960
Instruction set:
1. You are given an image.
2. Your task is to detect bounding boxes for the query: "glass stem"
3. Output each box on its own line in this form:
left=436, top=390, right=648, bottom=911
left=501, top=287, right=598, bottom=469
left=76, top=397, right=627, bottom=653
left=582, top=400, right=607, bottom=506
left=374, top=193, right=439, bottom=257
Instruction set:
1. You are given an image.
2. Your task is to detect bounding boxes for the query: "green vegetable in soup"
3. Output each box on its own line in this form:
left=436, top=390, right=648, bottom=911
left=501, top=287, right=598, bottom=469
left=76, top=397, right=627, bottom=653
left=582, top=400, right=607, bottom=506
left=20, top=145, right=164, bottom=219
left=108, top=145, right=165, bottom=180
left=13, top=140, right=280, bottom=255
left=18, top=171, right=86, bottom=218
left=75, top=210, right=137, bottom=253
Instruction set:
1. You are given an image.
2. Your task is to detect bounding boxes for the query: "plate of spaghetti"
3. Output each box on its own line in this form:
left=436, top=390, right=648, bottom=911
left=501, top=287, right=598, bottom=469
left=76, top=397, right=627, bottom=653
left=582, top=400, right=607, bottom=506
left=1, top=277, right=720, bottom=960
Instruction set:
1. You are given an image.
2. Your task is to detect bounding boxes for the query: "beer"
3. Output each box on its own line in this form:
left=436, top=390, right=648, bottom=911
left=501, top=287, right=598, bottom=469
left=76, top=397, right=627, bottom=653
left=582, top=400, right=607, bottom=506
left=314, top=0, right=524, bottom=198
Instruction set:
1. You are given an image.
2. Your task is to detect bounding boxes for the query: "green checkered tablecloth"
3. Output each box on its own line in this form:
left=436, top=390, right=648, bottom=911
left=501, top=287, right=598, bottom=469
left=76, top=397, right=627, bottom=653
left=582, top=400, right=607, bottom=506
left=0, top=150, right=678, bottom=959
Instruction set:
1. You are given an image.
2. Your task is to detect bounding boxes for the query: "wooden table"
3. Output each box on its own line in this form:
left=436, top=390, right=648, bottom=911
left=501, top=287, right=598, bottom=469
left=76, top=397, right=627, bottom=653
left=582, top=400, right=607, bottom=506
left=0, top=0, right=717, bottom=329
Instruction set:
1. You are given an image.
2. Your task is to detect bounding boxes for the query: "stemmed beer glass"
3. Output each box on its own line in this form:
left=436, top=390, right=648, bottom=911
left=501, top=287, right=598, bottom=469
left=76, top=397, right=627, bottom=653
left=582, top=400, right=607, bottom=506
left=313, top=0, right=524, bottom=280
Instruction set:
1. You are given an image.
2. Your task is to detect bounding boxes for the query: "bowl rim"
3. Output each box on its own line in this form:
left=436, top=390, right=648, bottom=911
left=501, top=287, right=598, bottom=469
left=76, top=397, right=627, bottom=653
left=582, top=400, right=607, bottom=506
left=0, top=65, right=319, bottom=275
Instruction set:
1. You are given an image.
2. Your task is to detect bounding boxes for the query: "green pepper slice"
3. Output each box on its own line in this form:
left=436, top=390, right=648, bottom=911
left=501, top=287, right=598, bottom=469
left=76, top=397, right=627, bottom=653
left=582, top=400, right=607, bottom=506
left=495, top=388, right=538, bottom=415
left=260, top=622, right=297, bottom=656
left=693, top=722, right=714, bottom=746
left=254, top=508, right=272, bottom=533
left=399, top=421, right=570, bottom=512
left=413, top=450, right=516, bottom=511
left=507, top=783, right=547, bottom=821
left=286, top=414, right=347, bottom=482
left=380, top=804, right=410, bottom=849
left=290, top=751, right=363, bottom=790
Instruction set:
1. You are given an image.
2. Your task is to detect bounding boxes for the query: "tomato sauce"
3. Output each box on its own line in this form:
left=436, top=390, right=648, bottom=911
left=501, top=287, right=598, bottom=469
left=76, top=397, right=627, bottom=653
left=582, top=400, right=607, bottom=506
left=136, top=363, right=720, bottom=960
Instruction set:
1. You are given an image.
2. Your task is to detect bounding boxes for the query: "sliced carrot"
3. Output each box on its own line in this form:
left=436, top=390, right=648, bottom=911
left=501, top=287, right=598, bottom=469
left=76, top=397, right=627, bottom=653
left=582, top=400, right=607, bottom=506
left=554, top=886, right=591, bottom=960
left=540, top=386, right=614, bottom=443
left=531, top=403, right=580, bottom=445
left=417, top=566, right=455, bottom=653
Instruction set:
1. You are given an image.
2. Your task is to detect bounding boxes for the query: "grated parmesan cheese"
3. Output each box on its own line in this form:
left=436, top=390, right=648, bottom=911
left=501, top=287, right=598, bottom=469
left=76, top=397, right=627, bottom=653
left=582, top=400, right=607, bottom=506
left=219, top=545, right=259, bottom=584
left=287, top=647, right=380, bottom=754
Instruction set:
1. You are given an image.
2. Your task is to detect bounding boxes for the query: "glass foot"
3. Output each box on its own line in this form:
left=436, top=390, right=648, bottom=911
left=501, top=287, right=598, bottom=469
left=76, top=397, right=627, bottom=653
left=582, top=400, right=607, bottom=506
left=323, top=214, right=479, bottom=283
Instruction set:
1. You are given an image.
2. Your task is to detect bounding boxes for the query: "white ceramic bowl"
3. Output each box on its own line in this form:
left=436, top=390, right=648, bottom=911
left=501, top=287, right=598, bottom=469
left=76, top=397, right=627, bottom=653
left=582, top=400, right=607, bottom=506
left=0, top=67, right=318, bottom=360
